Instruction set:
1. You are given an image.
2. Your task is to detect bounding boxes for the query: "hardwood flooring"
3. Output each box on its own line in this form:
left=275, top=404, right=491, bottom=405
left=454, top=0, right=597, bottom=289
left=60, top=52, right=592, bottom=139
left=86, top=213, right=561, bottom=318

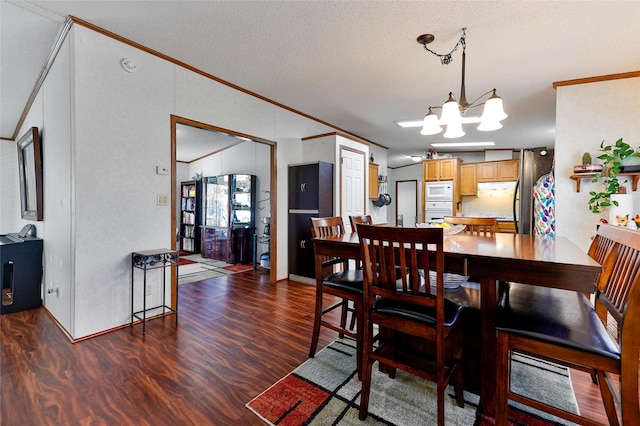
left=1, top=270, right=609, bottom=425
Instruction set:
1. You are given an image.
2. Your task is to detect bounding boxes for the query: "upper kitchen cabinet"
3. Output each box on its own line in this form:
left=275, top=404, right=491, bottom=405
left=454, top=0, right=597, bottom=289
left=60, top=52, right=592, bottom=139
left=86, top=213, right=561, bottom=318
left=368, top=162, right=379, bottom=200
left=460, top=163, right=477, bottom=196
left=497, top=159, right=520, bottom=181
left=476, top=159, right=520, bottom=183
left=424, top=158, right=459, bottom=182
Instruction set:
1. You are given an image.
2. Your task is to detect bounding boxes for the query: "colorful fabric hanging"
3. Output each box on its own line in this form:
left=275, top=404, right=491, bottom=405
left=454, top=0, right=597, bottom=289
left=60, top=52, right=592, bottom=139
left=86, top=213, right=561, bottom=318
left=533, top=172, right=555, bottom=237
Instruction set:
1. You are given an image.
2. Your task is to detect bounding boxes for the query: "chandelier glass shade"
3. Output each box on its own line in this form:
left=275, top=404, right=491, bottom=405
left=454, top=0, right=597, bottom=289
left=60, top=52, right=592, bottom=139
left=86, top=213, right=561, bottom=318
left=418, top=28, right=507, bottom=138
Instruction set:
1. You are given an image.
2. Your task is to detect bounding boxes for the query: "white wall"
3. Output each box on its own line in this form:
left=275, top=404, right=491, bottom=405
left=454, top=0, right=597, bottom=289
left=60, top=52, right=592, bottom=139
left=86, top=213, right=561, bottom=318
left=387, top=162, right=423, bottom=225
left=555, top=76, right=640, bottom=249
left=5, top=21, right=388, bottom=338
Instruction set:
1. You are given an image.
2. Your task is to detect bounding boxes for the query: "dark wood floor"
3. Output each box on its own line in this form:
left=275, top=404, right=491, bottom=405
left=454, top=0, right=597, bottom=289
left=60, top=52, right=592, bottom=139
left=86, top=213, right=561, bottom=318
left=1, top=269, right=608, bottom=425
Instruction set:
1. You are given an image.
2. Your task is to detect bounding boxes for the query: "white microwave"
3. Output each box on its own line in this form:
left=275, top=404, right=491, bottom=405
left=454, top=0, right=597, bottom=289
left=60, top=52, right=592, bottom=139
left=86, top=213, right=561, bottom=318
left=425, top=181, right=453, bottom=201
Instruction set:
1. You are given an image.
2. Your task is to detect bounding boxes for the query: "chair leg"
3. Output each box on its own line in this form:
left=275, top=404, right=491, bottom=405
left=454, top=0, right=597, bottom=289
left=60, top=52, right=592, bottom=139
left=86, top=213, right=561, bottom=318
left=308, top=285, right=324, bottom=358
left=338, top=299, right=348, bottom=339
left=453, top=362, right=465, bottom=408
left=358, top=325, right=374, bottom=421
left=437, top=379, right=445, bottom=426
left=494, top=332, right=510, bottom=426
left=597, top=370, right=620, bottom=426
left=355, top=300, right=363, bottom=380
left=348, top=301, right=357, bottom=331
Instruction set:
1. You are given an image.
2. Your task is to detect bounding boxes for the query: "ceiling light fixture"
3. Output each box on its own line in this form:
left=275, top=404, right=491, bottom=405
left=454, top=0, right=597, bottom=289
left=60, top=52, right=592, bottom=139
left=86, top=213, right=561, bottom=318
left=417, top=27, right=507, bottom=138
left=430, top=141, right=495, bottom=148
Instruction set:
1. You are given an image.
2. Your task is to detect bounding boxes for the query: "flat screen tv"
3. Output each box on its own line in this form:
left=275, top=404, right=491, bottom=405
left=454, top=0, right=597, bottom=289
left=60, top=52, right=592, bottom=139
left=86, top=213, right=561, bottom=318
left=16, top=127, right=43, bottom=221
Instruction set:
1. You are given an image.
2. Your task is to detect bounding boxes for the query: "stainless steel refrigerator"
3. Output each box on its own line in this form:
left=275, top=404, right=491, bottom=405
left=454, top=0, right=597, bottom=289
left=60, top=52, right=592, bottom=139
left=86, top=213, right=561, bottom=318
left=513, top=148, right=554, bottom=234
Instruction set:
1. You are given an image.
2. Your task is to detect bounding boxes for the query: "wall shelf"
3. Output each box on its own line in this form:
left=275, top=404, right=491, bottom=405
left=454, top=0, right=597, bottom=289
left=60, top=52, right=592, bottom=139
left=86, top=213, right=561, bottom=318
left=570, top=172, right=640, bottom=192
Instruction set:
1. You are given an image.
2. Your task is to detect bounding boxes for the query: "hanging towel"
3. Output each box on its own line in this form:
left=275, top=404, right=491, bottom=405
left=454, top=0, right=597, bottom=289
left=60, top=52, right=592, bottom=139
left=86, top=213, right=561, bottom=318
left=533, top=172, right=555, bottom=237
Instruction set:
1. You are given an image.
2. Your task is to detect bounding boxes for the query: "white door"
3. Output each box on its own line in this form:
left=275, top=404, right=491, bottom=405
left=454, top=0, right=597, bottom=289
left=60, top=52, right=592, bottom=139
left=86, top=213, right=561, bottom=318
left=340, top=148, right=365, bottom=231
left=396, top=180, right=417, bottom=227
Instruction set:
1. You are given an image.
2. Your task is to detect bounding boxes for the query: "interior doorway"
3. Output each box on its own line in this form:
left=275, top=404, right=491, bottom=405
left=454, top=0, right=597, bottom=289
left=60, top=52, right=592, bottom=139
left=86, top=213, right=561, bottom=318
left=170, top=115, right=277, bottom=292
left=396, top=180, right=417, bottom=227
left=340, top=147, right=366, bottom=231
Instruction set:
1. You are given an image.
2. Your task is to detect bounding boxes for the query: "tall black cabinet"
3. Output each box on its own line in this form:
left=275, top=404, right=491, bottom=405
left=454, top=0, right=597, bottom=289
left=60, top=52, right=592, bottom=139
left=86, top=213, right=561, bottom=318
left=288, top=161, right=333, bottom=278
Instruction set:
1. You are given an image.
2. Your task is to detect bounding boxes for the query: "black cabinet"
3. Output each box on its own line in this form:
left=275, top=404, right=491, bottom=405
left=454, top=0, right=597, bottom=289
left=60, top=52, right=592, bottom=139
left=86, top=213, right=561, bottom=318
left=179, top=180, right=202, bottom=253
left=201, top=174, right=257, bottom=264
left=288, top=162, right=333, bottom=278
left=1, top=235, right=43, bottom=314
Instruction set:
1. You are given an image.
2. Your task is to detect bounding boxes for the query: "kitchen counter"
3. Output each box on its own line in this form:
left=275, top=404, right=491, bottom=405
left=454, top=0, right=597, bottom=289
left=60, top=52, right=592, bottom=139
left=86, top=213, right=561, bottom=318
left=458, top=213, right=514, bottom=221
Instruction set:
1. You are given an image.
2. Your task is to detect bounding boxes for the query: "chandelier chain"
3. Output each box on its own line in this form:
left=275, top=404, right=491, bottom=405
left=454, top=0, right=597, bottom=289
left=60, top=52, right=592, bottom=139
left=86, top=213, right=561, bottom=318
left=421, top=30, right=466, bottom=65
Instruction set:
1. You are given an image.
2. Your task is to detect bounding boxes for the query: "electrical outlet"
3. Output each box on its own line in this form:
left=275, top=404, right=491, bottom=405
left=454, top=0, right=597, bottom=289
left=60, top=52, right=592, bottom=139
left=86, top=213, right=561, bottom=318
left=156, top=165, right=169, bottom=175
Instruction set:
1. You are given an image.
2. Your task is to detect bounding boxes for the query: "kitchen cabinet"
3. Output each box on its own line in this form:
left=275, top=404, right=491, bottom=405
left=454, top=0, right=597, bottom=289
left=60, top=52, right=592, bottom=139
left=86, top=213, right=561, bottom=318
left=476, top=162, right=498, bottom=182
left=424, top=158, right=458, bottom=182
left=368, top=163, right=379, bottom=200
left=477, top=159, right=520, bottom=183
left=497, top=159, right=520, bottom=181
left=288, top=161, right=333, bottom=279
left=460, top=164, right=477, bottom=196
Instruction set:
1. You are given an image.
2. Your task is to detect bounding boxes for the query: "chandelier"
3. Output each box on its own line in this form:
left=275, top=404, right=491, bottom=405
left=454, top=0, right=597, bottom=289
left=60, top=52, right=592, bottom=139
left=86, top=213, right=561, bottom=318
left=417, top=27, right=507, bottom=138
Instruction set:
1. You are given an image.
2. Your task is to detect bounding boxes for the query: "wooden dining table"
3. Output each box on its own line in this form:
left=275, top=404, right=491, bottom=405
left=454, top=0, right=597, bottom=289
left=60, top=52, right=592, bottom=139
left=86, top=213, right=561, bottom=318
left=312, top=231, right=602, bottom=417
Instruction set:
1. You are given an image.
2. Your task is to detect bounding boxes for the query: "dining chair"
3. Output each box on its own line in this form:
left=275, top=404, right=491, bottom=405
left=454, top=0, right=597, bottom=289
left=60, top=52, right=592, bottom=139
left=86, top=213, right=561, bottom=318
left=309, top=216, right=364, bottom=377
left=443, top=216, right=497, bottom=236
left=495, top=224, right=640, bottom=426
left=349, top=214, right=372, bottom=232
left=357, top=224, right=466, bottom=425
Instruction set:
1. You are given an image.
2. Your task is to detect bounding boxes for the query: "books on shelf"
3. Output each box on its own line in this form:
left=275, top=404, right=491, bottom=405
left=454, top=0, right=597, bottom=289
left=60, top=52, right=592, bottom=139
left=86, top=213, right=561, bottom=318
left=182, top=237, right=194, bottom=252
left=183, top=224, right=195, bottom=238
left=182, top=212, right=195, bottom=225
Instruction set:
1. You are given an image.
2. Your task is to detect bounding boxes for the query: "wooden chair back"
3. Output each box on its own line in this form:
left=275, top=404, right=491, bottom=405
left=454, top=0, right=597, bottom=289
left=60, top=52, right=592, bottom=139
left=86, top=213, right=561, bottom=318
left=359, top=224, right=444, bottom=306
left=310, top=216, right=352, bottom=273
left=495, top=224, right=640, bottom=426
left=310, top=216, right=346, bottom=238
left=349, top=215, right=372, bottom=232
left=357, top=224, right=465, bottom=424
left=443, top=216, right=497, bottom=236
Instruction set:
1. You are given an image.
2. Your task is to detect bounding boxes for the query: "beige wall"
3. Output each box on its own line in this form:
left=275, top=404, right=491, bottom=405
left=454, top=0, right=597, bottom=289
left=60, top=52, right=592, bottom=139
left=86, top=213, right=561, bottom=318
left=555, top=76, right=640, bottom=249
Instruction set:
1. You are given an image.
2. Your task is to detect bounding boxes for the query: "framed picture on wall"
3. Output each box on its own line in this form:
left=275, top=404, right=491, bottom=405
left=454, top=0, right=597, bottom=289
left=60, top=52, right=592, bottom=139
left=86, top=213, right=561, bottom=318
left=17, top=126, right=43, bottom=221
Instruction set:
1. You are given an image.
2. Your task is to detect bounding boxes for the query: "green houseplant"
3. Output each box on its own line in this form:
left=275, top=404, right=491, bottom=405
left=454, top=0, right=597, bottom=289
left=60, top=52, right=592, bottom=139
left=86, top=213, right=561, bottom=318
left=588, top=138, right=637, bottom=213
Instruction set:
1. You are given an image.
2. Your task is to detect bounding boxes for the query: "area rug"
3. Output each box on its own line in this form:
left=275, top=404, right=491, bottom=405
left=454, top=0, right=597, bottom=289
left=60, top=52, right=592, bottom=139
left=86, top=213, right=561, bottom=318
left=223, top=264, right=253, bottom=273
left=178, top=257, right=197, bottom=266
left=246, top=338, right=579, bottom=426
left=178, top=254, right=254, bottom=285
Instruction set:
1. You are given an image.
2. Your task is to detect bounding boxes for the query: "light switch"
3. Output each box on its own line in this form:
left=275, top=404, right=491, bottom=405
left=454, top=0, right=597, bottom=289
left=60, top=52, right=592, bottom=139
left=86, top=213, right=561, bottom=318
left=157, top=194, right=168, bottom=206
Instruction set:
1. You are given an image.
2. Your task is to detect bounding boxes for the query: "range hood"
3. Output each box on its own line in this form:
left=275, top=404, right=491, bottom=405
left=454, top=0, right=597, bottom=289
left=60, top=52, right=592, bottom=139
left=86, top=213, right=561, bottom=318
left=477, top=181, right=517, bottom=191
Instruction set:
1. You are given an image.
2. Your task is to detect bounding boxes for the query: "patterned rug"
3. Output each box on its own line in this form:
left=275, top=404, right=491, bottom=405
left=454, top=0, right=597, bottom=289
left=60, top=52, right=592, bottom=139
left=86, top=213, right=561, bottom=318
left=246, top=338, right=579, bottom=426
left=178, top=254, right=253, bottom=285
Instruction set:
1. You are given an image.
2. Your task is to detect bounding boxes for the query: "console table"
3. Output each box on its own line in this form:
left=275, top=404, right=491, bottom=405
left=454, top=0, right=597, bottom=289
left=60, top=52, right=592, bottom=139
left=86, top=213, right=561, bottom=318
left=131, top=249, right=178, bottom=333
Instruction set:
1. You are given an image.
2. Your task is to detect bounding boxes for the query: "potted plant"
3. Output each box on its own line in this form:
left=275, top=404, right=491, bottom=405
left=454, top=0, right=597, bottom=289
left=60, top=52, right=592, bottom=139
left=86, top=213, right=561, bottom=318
left=588, top=138, right=637, bottom=213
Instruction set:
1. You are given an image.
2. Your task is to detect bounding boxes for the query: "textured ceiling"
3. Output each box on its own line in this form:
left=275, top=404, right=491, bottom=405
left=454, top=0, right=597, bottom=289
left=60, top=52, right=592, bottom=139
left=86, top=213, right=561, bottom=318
left=2, top=0, right=640, bottom=167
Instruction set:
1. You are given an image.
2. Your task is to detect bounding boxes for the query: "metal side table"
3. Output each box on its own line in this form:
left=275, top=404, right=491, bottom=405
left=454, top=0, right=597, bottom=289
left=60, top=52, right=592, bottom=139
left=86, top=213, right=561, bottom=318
left=131, top=249, right=178, bottom=333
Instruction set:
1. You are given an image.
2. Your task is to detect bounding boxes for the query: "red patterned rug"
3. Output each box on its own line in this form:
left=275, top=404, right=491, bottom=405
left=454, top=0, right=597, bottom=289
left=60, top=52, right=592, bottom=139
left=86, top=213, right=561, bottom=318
left=178, top=258, right=196, bottom=266
left=223, top=264, right=253, bottom=273
left=246, top=338, right=578, bottom=426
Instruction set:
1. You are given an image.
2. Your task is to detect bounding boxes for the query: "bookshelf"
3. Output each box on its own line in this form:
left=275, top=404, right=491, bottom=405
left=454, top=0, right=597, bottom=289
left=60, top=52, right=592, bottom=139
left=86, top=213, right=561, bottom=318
left=180, top=180, right=202, bottom=253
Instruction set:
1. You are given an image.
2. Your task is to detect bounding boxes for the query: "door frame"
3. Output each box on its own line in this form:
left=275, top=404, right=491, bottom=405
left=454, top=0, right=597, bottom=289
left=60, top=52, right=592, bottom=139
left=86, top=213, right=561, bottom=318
left=338, top=145, right=366, bottom=223
left=170, top=115, right=278, bottom=306
left=395, top=179, right=418, bottom=227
